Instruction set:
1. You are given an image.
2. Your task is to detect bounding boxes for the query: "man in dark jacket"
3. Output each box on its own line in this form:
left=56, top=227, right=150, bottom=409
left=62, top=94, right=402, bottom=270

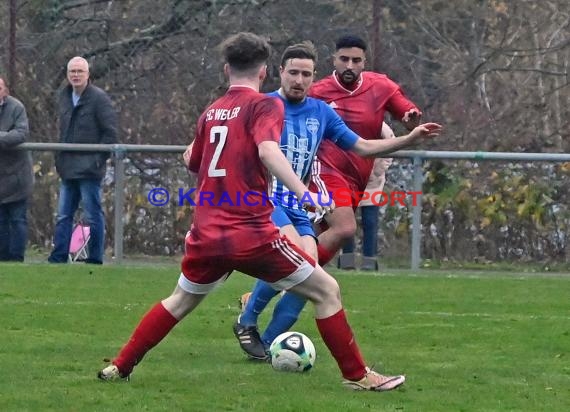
left=48, top=56, right=118, bottom=264
left=0, top=77, right=33, bottom=262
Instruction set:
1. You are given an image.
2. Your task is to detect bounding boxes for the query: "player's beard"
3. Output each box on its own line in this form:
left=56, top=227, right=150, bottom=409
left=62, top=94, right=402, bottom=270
left=340, top=69, right=357, bottom=85
left=285, top=87, right=306, bottom=103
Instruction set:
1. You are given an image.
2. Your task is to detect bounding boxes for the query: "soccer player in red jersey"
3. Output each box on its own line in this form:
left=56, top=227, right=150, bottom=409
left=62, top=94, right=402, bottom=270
left=309, top=35, right=423, bottom=265
left=97, top=32, right=408, bottom=391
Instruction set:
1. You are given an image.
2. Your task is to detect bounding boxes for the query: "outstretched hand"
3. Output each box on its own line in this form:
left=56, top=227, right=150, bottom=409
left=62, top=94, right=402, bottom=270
left=409, top=122, right=443, bottom=140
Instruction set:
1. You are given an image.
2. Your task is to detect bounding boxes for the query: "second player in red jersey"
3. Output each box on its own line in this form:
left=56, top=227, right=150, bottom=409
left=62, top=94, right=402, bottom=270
left=310, top=71, right=419, bottom=190
left=309, top=35, right=424, bottom=266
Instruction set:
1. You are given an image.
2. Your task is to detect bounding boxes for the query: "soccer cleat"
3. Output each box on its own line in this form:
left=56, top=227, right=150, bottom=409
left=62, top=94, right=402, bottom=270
left=342, top=368, right=405, bottom=391
left=233, top=321, right=269, bottom=361
left=238, top=292, right=252, bottom=312
left=97, top=364, right=130, bottom=382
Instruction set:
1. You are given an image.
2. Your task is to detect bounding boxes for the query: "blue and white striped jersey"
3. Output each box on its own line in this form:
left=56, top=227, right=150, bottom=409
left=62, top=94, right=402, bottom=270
left=267, top=91, right=359, bottom=209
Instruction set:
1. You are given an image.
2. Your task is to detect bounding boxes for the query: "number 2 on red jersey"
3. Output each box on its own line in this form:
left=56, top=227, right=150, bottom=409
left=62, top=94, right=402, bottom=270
left=208, top=125, right=227, bottom=177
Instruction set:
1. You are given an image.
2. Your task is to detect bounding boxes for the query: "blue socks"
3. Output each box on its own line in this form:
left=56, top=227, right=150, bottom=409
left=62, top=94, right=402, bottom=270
left=239, top=280, right=279, bottom=326
left=239, top=280, right=309, bottom=347
left=261, top=291, right=307, bottom=346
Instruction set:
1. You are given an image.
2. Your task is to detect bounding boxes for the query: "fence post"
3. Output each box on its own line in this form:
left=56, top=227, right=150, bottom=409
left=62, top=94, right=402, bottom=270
left=411, top=155, right=423, bottom=270
left=113, top=147, right=126, bottom=263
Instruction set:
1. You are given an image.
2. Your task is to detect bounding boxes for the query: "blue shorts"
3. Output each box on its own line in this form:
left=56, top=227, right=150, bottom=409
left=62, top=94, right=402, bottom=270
left=271, top=205, right=316, bottom=238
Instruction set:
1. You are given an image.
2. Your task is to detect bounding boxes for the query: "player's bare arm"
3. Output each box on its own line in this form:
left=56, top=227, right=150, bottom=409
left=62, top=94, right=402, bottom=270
left=182, top=142, right=194, bottom=169
left=351, top=122, right=442, bottom=158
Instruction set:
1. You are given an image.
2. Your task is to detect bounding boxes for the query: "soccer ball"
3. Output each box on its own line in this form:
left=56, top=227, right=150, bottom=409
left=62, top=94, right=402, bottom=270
left=269, top=331, right=316, bottom=372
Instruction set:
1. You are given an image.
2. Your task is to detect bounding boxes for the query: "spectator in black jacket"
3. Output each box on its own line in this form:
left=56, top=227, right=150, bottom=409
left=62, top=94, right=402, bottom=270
left=48, top=57, right=118, bottom=264
left=0, top=76, right=33, bottom=262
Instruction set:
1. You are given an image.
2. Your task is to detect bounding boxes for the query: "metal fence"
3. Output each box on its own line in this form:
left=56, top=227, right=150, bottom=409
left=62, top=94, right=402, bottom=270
left=17, top=143, right=570, bottom=268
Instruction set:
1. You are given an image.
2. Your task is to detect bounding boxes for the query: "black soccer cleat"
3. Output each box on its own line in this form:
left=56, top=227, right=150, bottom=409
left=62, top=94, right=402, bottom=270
left=232, top=321, right=269, bottom=361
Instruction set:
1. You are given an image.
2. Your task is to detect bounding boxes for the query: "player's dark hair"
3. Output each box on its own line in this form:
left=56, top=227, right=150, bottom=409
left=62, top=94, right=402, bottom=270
left=220, top=32, right=271, bottom=73
left=335, top=35, right=367, bottom=52
left=280, top=41, right=318, bottom=68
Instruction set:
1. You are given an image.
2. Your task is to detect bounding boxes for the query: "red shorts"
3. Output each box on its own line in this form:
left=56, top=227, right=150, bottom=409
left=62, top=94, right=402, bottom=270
left=310, top=167, right=364, bottom=211
left=179, top=234, right=315, bottom=294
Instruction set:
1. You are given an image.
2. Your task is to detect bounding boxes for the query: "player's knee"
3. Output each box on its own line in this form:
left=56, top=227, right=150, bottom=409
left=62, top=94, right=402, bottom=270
left=336, top=221, right=357, bottom=242
left=298, top=268, right=341, bottom=305
left=317, top=277, right=341, bottom=305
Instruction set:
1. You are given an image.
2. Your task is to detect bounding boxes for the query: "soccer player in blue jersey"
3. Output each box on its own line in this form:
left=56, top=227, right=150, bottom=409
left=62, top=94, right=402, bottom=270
left=233, top=42, right=441, bottom=362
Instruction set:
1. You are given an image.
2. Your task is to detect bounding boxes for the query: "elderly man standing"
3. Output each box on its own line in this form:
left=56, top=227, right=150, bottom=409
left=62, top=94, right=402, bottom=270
left=0, top=77, right=33, bottom=262
left=48, top=57, right=118, bottom=265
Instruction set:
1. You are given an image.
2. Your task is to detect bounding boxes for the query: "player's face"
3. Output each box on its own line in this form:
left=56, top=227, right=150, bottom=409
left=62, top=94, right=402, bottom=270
left=333, top=47, right=366, bottom=86
left=280, top=58, right=315, bottom=103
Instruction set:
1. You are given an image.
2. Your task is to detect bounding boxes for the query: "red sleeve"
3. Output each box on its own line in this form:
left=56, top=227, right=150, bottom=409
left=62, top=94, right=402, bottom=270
left=188, top=113, right=206, bottom=173
left=252, top=96, right=284, bottom=146
left=308, top=77, right=331, bottom=101
left=385, top=88, right=421, bottom=121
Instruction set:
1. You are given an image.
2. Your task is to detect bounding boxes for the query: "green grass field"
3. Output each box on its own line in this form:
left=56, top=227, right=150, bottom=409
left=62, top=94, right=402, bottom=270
left=0, top=264, right=568, bottom=411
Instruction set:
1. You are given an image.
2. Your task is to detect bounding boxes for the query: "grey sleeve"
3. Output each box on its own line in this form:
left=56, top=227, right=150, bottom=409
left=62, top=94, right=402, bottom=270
left=0, top=103, right=30, bottom=149
left=96, top=92, right=118, bottom=144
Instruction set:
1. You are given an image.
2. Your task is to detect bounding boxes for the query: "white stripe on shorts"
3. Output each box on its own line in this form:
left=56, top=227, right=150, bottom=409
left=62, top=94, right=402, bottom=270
left=271, top=259, right=314, bottom=291
left=273, top=238, right=304, bottom=266
left=311, top=158, right=329, bottom=195
left=177, top=272, right=230, bottom=295
left=269, top=239, right=314, bottom=291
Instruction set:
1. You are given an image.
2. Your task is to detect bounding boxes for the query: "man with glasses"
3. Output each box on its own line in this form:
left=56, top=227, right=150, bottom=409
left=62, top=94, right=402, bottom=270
left=48, top=56, right=118, bottom=265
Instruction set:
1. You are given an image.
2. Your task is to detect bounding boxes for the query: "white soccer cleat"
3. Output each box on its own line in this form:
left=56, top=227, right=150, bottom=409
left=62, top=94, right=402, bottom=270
left=97, top=364, right=129, bottom=382
left=343, top=367, right=405, bottom=391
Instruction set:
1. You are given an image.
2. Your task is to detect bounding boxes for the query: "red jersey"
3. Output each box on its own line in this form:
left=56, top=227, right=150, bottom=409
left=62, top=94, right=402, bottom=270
left=187, top=86, right=284, bottom=256
left=309, top=71, right=419, bottom=189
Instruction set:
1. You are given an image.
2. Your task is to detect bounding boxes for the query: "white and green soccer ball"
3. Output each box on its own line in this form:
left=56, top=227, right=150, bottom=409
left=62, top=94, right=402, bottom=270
left=269, top=331, right=316, bottom=372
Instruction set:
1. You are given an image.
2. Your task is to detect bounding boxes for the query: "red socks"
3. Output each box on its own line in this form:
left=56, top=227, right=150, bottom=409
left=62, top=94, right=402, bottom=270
left=114, top=302, right=179, bottom=376
left=316, top=309, right=367, bottom=381
left=317, top=244, right=337, bottom=266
